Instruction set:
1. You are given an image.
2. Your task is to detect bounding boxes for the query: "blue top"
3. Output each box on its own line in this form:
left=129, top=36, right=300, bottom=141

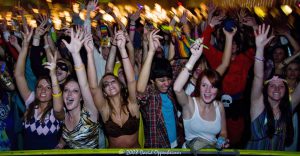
left=160, top=93, right=177, bottom=144
left=246, top=109, right=285, bottom=150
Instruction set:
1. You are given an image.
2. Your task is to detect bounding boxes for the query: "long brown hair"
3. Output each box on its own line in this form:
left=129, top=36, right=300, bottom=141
left=100, top=73, right=129, bottom=117
left=24, top=77, right=53, bottom=124
left=263, top=75, right=294, bottom=146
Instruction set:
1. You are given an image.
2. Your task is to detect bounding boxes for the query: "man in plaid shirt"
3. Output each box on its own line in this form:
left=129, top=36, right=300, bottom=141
left=137, top=30, right=184, bottom=148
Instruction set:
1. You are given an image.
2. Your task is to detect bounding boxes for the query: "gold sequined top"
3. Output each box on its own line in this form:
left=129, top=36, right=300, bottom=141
left=62, top=108, right=99, bottom=149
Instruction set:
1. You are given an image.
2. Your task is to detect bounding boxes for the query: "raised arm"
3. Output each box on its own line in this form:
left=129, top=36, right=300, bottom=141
left=9, top=35, right=21, bottom=53
left=84, top=29, right=107, bottom=114
left=128, top=8, right=142, bottom=42
left=62, top=28, right=98, bottom=121
left=180, top=11, right=191, bottom=39
left=105, top=30, right=118, bottom=73
left=250, top=24, right=274, bottom=121
left=44, top=51, right=65, bottom=120
left=137, top=29, right=162, bottom=93
left=32, top=15, right=50, bottom=47
left=173, top=40, right=203, bottom=108
left=116, top=31, right=139, bottom=115
left=276, top=27, right=300, bottom=53
left=168, top=35, right=175, bottom=62
left=85, top=0, right=98, bottom=34
left=14, top=28, right=34, bottom=102
left=124, top=32, right=135, bottom=66
left=215, top=28, right=237, bottom=76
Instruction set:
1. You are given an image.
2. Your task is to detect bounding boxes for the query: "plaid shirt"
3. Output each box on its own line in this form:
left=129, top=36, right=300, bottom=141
left=137, top=59, right=186, bottom=148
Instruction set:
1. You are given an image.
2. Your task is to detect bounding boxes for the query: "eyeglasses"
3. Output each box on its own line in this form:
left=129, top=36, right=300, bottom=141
left=56, top=62, right=68, bottom=72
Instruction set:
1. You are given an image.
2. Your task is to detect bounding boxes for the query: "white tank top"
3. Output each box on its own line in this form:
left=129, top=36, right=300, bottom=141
left=183, top=97, right=221, bottom=143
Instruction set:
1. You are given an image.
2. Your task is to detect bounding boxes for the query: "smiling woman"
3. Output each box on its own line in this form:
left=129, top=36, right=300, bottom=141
left=45, top=28, right=100, bottom=149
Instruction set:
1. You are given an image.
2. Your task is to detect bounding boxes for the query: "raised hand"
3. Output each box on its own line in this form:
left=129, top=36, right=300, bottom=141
left=180, top=10, right=188, bottom=24
left=21, top=27, right=34, bottom=44
left=35, top=15, right=50, bottom=36
left=210, top=15, right=225, bottom=28
left=237, top=9, right=247, bottom=23
left=9, top=35, right=20, bottom=48
left=84, top=32, right=94, bottom=53
left=43, top=51, right=57, bottom=77
left=147, top=29, right=163, bottom=52
left=190, top=38, right=204, bottom=58
left=254, top=24, right=274, bottom=50
left=129, top=8, right=142, bottom=22
left=62, top=27, right=86, bottom=54
left=87, top=0, right=99, bottom=12
left=223, top=27, right=237, bottom=38
left=115, top=30, right=126, bottom=51
left=241, top=16, right=257, bottom=27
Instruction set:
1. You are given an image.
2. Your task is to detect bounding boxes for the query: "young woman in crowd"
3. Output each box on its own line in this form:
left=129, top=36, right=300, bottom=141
left=14, top=27, right=62, bottom=149
left=87, top=30, right=140, bottom=148
left=247, top=24, right=300, bottom=150
left=173, top=24, right=237, bottom=151
left=45, top=28, right=100, bottom=149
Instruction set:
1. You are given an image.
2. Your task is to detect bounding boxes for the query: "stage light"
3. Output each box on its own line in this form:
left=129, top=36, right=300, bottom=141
left=254, top=6, right=266, bottom=18
left=281, top=5, right=292, bottom=16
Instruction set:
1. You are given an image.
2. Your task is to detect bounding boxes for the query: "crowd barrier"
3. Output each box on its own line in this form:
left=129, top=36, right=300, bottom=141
left=0, top=149, right=299, bottom=155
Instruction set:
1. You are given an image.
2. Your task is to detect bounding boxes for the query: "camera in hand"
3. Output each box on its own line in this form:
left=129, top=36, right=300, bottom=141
left=223, top=18, right=236, bottom=32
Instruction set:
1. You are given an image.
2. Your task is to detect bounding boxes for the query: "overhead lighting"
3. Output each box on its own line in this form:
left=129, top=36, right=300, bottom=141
left=281, top=5, right=293, bottom=16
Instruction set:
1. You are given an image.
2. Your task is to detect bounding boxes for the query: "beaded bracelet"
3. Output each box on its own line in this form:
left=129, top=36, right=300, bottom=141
left=52, top=91, right=62, bottom=98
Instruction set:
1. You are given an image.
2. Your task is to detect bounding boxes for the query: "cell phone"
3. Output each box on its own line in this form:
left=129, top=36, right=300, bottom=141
left=223, top=19, right=235, bottom=32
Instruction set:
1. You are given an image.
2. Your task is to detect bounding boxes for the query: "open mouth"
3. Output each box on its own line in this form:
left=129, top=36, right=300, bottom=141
left=66, top=97, right=74, bottom=105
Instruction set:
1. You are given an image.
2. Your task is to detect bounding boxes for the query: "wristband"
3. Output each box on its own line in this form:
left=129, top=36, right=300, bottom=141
left=44, top=44, right=50, bottom=49
left=74, top=64, right=85, bottom=70
left=52, top=91, right=62, bottom=98
left=254, top=56, right=264, bottom=62
left=185, top=63, right=193, bottom=71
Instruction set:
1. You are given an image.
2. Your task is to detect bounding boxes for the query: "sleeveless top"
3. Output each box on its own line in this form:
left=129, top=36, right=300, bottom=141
left=183, top=98, right=221, bottom=143
left=23, top=92, right=61, bottom=150
left=104, top=109, right=139, bottom=138
left=62, top=108, right=99, bottom=149
left=246, top=109, right=286, bottom=150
